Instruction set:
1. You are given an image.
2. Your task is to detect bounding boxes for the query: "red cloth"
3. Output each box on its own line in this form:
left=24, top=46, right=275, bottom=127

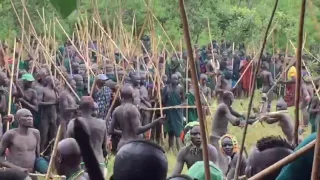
left=240, top=60, right=252, bottom=90
left=284, top=83, right=295, bottom=107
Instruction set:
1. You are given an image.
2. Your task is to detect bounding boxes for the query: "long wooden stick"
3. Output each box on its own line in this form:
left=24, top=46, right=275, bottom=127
left=234, top=0, right=279, bottom=179
left=45, top=125, right=62, bottom=180
left=294, top=0, right=307, bottom=146
left=179, top=1, right=210, bottom=180
left=7, top=39, right=16, bottom=131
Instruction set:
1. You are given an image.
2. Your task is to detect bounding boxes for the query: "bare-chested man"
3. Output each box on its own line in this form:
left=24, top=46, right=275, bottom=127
left=55, top=138, right=89, bottom=180
left=162, top=74, right=185, bottom=151
left=109, top=85, right=165, bottom=151
left=261, top=98, right=294, bottom=144
left=0, top=108, right=40, bottom=173
left=260, top=62, right=274, bottom=112
left=66, top=96, right=108, bottom=176
left=210, top=91, right=252, bottom=149
left=38, top=76, right=58, bottom=152
left=129, top=72, right=141, bottom=106
left=171, top=125, right=218, bottom=176
left=59, top=78, right=78, bottom=130
left=215, top=69, right=232, bottom=102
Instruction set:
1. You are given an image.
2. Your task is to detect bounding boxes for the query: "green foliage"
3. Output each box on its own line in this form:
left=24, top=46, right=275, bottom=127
left=0, top=0, right=320, bottom=54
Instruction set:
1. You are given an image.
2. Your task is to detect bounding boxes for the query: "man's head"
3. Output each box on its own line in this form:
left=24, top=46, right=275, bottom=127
left=21, top=73, right=35, bottom=88
left=69, top=79, right=77, bottom=91
left=96, top=74, right=108, bottom=87
left=129, top=72, right=140, bottom=87
left=73, top=74, right=84, bottom=90
left=219, top=134, right=239, bottom=157
left=36, top=68, right=47, bottom=84
left=72, top=61, right=80, bottom=74
left=105, top=64, right=114, bottom=73
left=222, top=91, right=234, bottom=106
left=113, top=140, right=168, bottom=180
left=79, top=64, right=86, bottom=75
left=79, top=96, right=95, bottom=114
left=16, top=108, right=33, bottom=128
left=55, top=138, right=82, bottom=176
left=44, top=76, right=55, bottom=88
left=162, top=74, right=168, bottom=84
left=171, top=74, right=179, bottom=86
left=245, top=136, right=294, bottom=179
left=190, top=125, right=201, bottom=147
left=200, top=74, right=207, bottom=85
left=121, top=85, right=134, bottom=103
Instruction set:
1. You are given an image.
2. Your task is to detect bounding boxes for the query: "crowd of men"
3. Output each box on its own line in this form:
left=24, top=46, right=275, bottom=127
left=0, top=37, right=318, bottom=180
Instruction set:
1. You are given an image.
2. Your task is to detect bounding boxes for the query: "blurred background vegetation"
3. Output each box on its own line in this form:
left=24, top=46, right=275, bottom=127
left=1, top=0, right=320, bottom=61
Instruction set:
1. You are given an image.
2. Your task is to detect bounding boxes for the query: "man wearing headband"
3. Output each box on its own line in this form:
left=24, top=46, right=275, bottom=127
left=219, top=134, right=246, bottom=179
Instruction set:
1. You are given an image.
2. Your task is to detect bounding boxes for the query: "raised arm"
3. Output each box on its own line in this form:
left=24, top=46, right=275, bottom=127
left=223, top=105, right=241, bottom=126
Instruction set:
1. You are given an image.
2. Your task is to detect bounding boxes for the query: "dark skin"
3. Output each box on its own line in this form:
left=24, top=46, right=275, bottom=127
left=18, top=80, right=38, bottom=113
left=162, top=74, right=185, bottom=151
left=245, top=146, right=293, bottom=179
left=260, top=104, right=294, bottom=144
left=259, top=63, right=274, bottom=111
left=220, top=137, right=247, bottom=180
left=66, top=100, right=108, bottom=168
left=215, top=70, right=232, bottom=102
left=55, top=138, right=89, bottom=180
left=171, top=126, right=218, bottom=176
left=108, top=85, right=165, bottom=150
left=130, top=73, right=141, bottom=106
left=0, top=109, right=40, bottom=173
left=59, top=79, right=78, bottom=125
left=39, top=76, right=58, bottom=152
left=211, top=92, right=246, bottom=148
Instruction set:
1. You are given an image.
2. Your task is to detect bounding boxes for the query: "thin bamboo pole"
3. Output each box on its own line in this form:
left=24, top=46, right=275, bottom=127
left=179, top=1, right=210, bottom=180
left=45, top=125, right=62, bottom=180
left=6, top=39, right=16, bottom=131
left=294, top=0, right=307, bottom=146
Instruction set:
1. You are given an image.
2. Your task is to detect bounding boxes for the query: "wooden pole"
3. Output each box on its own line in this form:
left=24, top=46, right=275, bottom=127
left=294, top=0, right=307, bottom=146
left=7, top=39, right=16, bottom=131
left=45, top=125, right=62, bottom=180
left=234, top=0, right=279, bottom=179
left=179, top=1, right=210, bottom=180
